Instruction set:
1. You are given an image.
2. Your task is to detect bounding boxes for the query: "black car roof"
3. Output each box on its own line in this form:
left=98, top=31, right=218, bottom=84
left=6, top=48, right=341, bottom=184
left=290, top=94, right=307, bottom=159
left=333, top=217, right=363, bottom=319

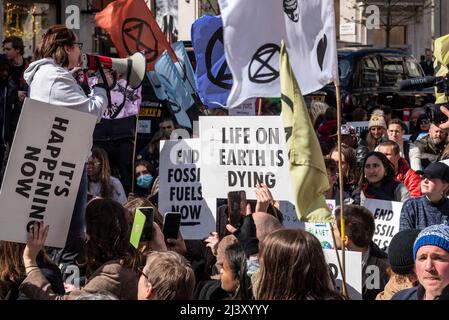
left=338, top=47, right=409, bottom=58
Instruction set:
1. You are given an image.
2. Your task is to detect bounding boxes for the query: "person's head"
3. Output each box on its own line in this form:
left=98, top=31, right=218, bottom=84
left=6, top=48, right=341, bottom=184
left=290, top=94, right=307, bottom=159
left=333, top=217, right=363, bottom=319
left=138, top=251, right=195, bottom=300
left=252, top=211, right=284, bottom=243
left=411, top=107, right=426, bottom=126
left=34, top=25, right=81, bottom=69
left=87, top=148, right=112, bottom=198
left=388, top=229, right=421, bottom=276
left=387, top=119, right=406, bottom=144
left=0, top=55, right=10, bottom=83
left=329, top=144, right=359, bottom=184
left=429, top=123, right=446, bottom=145
left=256, top=229, right=341, bottom=300
left=333, top=205, right=375, bottom=251
left=340, top=124, right=357, bottom=148
left=215, top=235, right=238, bottom=274
left=325, top=158, right=338, bottom=189
left=324, top=107, right=337, bottom=121
left=220, top=243, right=252, bottom=300
left=159, top=118, right=175, bottom=137
left=368, top=114, right=387, bottom=140
left=425, top=49, right=433, bottom=61
left=2, top=36, right=24, bottom=61
left=420, top=54, right=425, bottom=62
left=361, top=151, right=395, bottom=186
left=379, top=105, right=393, bottom=124
left=85, top=198, right=138, bottom=272
left=413, top=224, right=449, bottom=299
left=351, top=107, right=368, bottom=121
left=416, top=114, right=431, bottom=132
left=416, top=162, right=449, bottom=201
left=0, top=241, right=25, bottom=299
left=378, top=140, right=401, bottom=170
left=134, top=160, right=156, bottom=191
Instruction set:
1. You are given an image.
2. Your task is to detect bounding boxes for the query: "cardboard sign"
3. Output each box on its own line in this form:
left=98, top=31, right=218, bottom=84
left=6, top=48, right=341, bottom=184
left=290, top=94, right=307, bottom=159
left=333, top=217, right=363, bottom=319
left=347, top=121, right=369, bottom=136
left=199, top=116, right=293, bottom=200
left=305, top=223, right=334, bottom=249
left=364, top=199, right=403, bottom=250
left=0, top=99, right=97, bottom=248
left=158, top=139, right=216, bottom=239
left=323, top=249, right=363, bottom=300
left=279, top=201, right=303, bottom=229
left=229, top=98, right=257, bottom=116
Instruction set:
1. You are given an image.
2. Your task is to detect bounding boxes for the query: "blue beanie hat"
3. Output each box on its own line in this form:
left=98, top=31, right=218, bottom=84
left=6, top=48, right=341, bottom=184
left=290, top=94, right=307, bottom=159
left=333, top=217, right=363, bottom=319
left=413, top=224, right=449, bottom=260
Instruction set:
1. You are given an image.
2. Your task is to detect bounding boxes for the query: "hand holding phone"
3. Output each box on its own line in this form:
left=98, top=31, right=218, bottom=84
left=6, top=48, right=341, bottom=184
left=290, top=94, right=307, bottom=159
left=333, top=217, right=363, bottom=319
left=130, top=207, right=154, bottom=248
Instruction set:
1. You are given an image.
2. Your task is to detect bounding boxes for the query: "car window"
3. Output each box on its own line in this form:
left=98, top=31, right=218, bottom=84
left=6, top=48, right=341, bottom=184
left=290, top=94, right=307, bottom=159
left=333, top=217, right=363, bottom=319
left=405, top=58, right=423, bottom=77
left=382, top=56, right=404, bottom=86
left=360, top=56, right=379, bottom=87
left=338, top=58, right=351, bottom=79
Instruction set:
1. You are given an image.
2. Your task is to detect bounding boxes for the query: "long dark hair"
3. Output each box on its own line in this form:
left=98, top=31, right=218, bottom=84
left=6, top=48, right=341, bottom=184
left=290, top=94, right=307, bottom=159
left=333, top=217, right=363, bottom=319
left=256, top=229, right=343, bottom=300
left=224, top=243, right=253, bottom=300
left=88, top=148, right=113, bottom=199
left=85, top=199, right=139, bottom=274
left=34, top=25, right=77, bottom=67
left=359, top=151, right=395, bottom=187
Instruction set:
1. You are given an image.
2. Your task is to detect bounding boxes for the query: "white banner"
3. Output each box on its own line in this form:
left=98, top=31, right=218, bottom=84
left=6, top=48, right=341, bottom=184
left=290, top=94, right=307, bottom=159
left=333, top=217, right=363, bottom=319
left=0, top=99, right=97, bottom=248
left=323, top=249, right=362, bottom=300
left=158, top=139, right=216, bottom=240
left=364, top=199, right=403, bottom=250
left=218, top=0, right=338, bottom=107
left=199, top=116, right=293, bottom=200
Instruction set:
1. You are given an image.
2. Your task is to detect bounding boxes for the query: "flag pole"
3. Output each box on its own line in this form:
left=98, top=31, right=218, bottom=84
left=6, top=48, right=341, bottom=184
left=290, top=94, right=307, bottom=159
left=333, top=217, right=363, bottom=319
left=131, top=113, right=140, bottom=194
left=335, top=81, right=348, bottom=298
left=257, top=98, right=262, bottom=115
left=329, top=222, right=349, bottom=298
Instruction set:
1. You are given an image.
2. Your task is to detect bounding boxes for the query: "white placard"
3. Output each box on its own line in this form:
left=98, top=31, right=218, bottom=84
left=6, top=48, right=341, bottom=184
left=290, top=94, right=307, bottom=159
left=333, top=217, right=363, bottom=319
left=199, top=116, right=293, bottom=200
left=0, top=99, right=97, bottom=248
left=323, top=249, right=363, bottom=300
left=364, top=199, right=403, bottom=250
left=305, top=223, right=334, bottom=249
left=158, top=139, right=216, bottom=240
left=137, top=120, right=151, bottom=134
left=347, top=121, right=369, bottom=136
left=279, top=201, right=303, bottom=229
left=229, top=98, right=257, bottom=116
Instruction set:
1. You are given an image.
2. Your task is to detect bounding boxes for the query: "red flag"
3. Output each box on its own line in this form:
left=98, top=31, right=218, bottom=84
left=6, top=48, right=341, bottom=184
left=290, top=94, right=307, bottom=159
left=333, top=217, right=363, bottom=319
left=94, top=0, right=177, bottom=71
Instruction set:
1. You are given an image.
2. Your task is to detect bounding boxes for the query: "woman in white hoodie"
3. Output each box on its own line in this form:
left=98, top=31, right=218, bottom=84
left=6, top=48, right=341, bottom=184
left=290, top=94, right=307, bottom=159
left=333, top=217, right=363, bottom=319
left=23, top=25, right=112, bottom=273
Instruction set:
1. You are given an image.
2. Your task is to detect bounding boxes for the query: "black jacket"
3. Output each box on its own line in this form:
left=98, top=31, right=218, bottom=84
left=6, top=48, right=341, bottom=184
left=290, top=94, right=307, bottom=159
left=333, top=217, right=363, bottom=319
left=0, top=78, right=17, bottom=145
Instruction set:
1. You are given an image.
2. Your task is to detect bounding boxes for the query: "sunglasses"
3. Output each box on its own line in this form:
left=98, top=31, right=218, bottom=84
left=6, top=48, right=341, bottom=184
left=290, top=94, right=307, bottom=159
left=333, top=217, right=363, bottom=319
left=137, top=266, right=148, bottom=280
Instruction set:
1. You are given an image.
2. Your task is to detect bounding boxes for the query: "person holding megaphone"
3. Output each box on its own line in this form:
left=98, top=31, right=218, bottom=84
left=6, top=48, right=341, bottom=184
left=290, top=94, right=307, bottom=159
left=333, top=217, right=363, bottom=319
left=23, top=25, right=115, bottom=276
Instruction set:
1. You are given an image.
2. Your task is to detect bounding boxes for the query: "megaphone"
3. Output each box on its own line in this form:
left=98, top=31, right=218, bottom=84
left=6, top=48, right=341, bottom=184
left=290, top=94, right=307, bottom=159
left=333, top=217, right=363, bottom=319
left=80, top=52, right=146, bottom=89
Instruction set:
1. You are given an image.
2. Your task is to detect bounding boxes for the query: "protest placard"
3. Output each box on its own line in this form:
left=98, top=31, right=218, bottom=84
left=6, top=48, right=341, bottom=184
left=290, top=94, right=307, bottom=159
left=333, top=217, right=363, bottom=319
left=279, top=201, right=303, bottom=229
left=0, top=99, right=97, bottom=248
left=326, top=199, right=336, bottom=216
left=364, top=199, right=403, bottom=250
left=158, top=138, right=216, bottom=239
left=305, top=223, right=334, bottom=249
left=199, top=116, right=293, bottom=200
left=229, top=98, right=257, bottom=116
left=323, top=249, right=363, bottom=300
left=347, top=121, right=369, bottom=136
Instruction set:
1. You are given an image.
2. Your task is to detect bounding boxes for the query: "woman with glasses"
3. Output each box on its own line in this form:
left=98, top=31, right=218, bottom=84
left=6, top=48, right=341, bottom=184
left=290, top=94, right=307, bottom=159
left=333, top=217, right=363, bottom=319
left=409, top=114, right=431, bottom=142
left=87, top=147, right=127, bottom=205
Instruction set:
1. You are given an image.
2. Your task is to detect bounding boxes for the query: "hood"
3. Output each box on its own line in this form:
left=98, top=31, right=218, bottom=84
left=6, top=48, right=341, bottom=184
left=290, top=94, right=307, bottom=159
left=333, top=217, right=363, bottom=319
left=23, top=58, right=58, bottom=85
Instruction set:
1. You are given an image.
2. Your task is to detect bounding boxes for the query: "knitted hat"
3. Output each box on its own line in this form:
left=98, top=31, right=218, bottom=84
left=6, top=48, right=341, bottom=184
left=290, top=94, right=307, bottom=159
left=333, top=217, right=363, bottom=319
left=388, top=229, right=421, bottom=275
left=368, top=114, right=387, bottom=130
left=413, top=224, right=449, bottom=260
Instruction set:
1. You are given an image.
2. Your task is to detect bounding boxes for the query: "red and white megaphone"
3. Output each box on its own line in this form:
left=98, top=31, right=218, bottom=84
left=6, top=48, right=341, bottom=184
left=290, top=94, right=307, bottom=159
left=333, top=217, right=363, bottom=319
left=80, top=52, right=146, bottom=89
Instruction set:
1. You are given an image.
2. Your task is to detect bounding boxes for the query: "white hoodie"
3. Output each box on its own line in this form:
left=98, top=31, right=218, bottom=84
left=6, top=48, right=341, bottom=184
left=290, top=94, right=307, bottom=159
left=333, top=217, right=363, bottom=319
left=24, top=58, right=107, bottom=122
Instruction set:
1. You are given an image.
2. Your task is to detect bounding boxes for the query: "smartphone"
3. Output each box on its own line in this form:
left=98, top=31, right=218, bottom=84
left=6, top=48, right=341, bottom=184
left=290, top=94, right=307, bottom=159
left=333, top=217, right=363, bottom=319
left=130, top=207, right=154, bottom=248
left=162, top=212, right=182, bottom=241
left=227, top=191, right=246, bottom=228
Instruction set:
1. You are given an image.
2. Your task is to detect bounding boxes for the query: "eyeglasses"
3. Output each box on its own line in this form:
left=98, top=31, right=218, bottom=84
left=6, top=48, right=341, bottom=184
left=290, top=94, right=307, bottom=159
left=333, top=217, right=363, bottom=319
left=74, top=42, right=83, bottom=50
left=87, top=161, right=101, bottom=166
left=137, top=266, right=148, bottom=280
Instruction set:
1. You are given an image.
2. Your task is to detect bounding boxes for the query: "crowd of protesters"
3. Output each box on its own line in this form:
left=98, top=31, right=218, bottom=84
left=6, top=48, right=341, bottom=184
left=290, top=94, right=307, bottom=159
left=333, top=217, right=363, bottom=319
left=1, top=27, right=449, bottom=301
